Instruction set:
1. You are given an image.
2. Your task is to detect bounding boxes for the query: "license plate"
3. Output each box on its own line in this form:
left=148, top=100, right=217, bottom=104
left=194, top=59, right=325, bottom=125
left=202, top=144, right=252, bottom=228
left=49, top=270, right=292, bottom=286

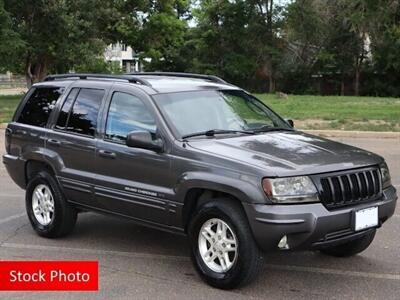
left=355, top=207, right=378, bottom=231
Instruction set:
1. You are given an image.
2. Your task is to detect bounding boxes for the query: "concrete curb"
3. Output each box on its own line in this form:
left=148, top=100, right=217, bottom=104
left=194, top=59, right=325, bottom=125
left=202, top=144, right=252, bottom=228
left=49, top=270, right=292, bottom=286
left=303, top=130, right=400, bottom=139
left=0, top=123, right=399, bottom=138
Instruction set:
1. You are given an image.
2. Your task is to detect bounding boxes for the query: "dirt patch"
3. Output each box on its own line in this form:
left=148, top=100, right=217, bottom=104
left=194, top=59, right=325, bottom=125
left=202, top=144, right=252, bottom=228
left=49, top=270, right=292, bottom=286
left=295, top=119, right=332, bottom=128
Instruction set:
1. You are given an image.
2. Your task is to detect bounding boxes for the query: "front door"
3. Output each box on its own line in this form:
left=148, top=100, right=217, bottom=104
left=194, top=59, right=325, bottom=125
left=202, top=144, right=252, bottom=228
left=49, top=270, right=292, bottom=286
left=94, top=88, right=171, bottom=225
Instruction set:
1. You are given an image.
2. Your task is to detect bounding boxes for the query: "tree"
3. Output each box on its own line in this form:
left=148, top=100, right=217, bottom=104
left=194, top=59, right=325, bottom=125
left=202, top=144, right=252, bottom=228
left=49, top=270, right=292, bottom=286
left=246, top=0, right=285, bottom=92
left=138, top=0, right=190, bottom=71
left=0, top=0, right=24, bottom=73
left=189, top=0, right=255, bottom=81
left=187, top=0, right=284, bottom=92
left=282, top=0, right=329, bottom=92
left=367, top=0, right=400, bottom=96
left=2, top=0, right=127, bottom=87
left=284, top=0, right=372, bottom=95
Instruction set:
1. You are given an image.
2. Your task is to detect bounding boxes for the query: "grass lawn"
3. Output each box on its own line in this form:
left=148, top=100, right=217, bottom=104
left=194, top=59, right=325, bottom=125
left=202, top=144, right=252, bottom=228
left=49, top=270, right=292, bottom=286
left=0, top=93, right=399, bottom=131
left=0, top=95, right=22, bottom=123
left=256, top=94, right=400, bottom=132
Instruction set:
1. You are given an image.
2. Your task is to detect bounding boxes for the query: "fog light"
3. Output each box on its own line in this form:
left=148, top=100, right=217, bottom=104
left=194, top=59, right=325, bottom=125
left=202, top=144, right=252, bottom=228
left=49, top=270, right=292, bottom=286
left=278, top=235, right=289, bottom=250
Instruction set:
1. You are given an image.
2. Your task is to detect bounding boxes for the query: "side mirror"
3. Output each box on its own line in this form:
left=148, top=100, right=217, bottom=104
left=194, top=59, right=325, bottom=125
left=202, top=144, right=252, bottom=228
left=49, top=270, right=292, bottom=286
left=126, top=131, right=163, bottom=152
left=286, top=119, right=294, bottom=127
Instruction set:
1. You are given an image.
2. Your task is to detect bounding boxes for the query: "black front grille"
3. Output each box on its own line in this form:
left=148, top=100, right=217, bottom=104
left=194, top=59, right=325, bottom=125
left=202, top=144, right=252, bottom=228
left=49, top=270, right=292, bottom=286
left=318, top=168, right=382, bottom=209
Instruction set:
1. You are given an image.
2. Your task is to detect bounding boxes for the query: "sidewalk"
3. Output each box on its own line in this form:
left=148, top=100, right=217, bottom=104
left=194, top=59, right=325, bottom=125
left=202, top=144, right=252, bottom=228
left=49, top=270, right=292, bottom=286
left=0, top=88, right=27, bottom=96
left=303, top=130, right=400, bottom=139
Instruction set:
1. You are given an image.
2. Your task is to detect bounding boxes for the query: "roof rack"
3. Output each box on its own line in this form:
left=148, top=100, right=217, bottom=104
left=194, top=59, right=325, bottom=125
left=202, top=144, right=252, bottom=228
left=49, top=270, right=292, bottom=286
left=44, top=73, right=152, bottom=87
left=128, top=72, right=227, bottom=84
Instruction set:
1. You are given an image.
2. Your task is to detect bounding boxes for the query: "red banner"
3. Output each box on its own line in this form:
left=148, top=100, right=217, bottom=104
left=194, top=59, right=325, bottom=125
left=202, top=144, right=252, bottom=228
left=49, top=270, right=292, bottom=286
left=0, top=261, right=98, bottom=291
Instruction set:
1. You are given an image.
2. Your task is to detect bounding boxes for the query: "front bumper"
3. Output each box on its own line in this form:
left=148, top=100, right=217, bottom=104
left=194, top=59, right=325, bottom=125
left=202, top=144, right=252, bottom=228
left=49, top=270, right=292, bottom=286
left=243, top=186, right=397, bottom=252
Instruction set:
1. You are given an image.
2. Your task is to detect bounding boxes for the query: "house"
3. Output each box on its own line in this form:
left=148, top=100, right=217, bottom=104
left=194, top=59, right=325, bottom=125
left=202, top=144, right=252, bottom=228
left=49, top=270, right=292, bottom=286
left=104, top=43, right=143, bottom=73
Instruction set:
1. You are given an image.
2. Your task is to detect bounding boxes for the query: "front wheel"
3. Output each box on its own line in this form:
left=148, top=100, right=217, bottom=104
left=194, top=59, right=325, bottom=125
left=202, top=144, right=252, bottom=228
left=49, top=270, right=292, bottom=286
left=188, top=199, right=262, bottom=289
left=320, top=230, right=376, bottom=257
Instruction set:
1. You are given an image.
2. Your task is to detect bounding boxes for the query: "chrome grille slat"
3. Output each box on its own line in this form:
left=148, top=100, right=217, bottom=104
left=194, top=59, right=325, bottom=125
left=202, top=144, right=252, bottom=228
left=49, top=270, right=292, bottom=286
left=318, top=168, right=382, bottom=209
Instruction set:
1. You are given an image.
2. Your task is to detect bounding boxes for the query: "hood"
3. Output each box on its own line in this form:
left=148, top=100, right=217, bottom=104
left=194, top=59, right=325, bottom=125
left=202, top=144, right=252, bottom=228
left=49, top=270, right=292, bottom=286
left=187, top=131, right=383, bottom=177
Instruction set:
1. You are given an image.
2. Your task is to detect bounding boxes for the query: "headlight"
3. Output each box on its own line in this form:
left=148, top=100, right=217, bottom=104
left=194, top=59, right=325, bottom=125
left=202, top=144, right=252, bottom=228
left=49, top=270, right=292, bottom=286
left=380, top=162, right=391, bottom=189
left=262, top=176, right=319, bottom=203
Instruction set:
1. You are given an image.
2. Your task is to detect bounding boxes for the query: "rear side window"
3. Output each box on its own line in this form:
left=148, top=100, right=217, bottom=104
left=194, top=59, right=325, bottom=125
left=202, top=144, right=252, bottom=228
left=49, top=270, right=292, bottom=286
left=55, top=88, right=79, bottom=130
left=56, top=88, right=104, bottom=137
left=17, top=87, right=64, bottom=127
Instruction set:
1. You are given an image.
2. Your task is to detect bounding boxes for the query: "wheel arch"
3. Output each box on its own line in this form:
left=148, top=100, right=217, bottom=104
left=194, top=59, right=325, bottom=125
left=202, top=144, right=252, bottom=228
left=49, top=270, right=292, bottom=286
left=25, top=160, right=56, bottom=186
left=176, top=172, right=266, bottom=233
left=182, top=188, right=246, bottom=233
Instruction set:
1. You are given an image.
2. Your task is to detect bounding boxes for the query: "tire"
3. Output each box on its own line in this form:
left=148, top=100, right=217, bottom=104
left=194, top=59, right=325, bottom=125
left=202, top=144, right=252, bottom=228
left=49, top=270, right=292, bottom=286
left=188, top=198, right=262, bottom=289
left=26, top=171, right=77, bottom=238
left=320, top=230, right=376, bottom=257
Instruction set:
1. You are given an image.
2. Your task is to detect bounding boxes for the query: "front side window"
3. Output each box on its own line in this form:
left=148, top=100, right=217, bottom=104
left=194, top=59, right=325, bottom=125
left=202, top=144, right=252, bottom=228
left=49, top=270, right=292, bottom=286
left=58, top=88, right=104, bottom=136
left=18, top=87, right=64, bottom=127
left=153, top=90, right=290, bottom=138
left=105, top=92, right=156, bottom=142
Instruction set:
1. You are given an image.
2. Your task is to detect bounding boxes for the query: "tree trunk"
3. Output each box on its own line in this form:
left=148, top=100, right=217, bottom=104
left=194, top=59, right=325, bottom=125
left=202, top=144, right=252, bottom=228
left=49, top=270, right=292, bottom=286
left=25, top=58, right=48, bottom=88
left=25, top=60, right=34, bottom=88
left=269, top=76, right=275, bottom=93
left=354, top=67, right=360, bottom=96
left=340, top=79, right=345, bottom=96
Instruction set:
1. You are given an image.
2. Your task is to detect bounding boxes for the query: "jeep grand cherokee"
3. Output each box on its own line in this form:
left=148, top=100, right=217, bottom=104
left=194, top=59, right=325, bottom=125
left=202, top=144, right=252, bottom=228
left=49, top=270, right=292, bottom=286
left=3, top=72, right=397, bottom=289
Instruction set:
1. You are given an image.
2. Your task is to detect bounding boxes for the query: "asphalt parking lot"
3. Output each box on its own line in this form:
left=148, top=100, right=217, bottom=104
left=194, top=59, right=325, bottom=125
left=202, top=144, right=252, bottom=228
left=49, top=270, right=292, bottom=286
left=0, top=130, right=399, bottom=299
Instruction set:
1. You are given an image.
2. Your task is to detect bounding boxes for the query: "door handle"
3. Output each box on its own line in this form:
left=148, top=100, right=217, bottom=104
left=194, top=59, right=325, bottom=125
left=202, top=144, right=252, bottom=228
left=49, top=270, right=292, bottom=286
left=47, top=139, right=61, bottom=146
left=16, top=129, right=27, bottom=135
left=98, top=149, right=116, bottom=159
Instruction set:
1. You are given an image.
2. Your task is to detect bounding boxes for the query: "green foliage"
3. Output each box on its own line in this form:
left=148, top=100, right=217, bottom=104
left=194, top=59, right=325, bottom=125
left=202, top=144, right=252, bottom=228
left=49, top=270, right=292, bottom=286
left=2, top=0, right=125, bottom=85
left=1, top=0, right=400, bottom=96
left=0, top=0, right=24, bottom=73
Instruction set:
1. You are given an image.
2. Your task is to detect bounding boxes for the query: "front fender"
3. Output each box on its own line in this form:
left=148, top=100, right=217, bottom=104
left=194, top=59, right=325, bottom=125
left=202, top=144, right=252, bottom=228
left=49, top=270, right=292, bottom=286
left=175, top=171, right=266, bottom=204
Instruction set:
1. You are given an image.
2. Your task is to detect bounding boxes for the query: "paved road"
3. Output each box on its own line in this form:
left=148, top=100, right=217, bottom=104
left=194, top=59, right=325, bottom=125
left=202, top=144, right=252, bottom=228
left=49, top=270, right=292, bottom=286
left=0, top=131, right=399, bottom=299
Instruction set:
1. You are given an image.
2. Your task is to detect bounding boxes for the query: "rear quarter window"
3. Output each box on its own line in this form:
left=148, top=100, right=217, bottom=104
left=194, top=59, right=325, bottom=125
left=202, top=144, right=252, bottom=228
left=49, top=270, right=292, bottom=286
left=17, top=87, right=64, bottom=127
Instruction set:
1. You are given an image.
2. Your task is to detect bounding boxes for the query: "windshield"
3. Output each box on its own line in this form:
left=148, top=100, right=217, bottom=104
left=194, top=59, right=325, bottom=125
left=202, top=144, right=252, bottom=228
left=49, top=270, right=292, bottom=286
left=153, top=90, right=291, bottom=138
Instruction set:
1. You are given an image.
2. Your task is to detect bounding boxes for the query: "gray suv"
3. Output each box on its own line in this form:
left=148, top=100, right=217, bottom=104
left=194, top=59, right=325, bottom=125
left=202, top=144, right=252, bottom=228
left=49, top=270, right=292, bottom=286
left=3, top=73, right=397, bottom=289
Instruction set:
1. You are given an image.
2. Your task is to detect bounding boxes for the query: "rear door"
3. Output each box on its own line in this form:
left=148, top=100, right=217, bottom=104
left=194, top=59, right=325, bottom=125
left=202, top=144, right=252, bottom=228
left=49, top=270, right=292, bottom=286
left=45, top=82, right=109, bottom=206
left=94, top=85, right=172, bottom=225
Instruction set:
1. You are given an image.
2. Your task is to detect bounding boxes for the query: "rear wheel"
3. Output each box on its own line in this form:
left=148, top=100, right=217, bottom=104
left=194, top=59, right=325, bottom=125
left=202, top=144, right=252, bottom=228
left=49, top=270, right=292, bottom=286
left=26, top=171, right=77, bottom=238
left=320, top=230, right=376, bottom=257
left=188, top=198, right=262, bottom=289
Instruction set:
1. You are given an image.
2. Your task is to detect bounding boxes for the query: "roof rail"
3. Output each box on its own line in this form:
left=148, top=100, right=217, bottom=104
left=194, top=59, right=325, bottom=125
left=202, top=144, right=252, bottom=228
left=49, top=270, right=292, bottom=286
left=44, top=73, right=152, bottom=87
left=129, top=72, right=227, bottom=84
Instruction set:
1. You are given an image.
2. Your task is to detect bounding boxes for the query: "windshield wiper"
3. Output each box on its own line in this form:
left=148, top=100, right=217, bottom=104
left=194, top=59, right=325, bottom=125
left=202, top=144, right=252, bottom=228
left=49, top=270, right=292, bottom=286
left=182, top=129, right=255, bottom=139
left=252, top=126, right=294, bottom=133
